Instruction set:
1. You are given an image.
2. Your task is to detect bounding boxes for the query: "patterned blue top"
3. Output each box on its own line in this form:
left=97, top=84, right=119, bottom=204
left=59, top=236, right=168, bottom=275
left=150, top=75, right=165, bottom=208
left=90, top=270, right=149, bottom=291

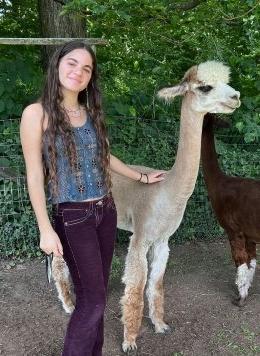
left=43, top=117, right=108, bottom=204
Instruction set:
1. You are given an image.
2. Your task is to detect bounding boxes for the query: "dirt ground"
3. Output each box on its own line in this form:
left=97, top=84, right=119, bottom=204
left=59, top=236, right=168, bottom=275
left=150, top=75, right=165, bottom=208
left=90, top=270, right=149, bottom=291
left=1, top=239, right=260, bottom=356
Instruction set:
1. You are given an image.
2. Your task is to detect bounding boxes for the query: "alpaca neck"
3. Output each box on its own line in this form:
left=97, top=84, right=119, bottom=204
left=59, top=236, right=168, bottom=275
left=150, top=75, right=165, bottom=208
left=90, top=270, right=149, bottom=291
left=167, top=95, right=204, bottom=198
left=201, top=118, right=224, bottom=191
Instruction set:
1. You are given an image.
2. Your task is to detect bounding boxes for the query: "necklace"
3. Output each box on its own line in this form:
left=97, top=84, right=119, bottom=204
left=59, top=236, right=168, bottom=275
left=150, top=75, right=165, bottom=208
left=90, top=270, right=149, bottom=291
left=63, top=106, right=82, bottom=118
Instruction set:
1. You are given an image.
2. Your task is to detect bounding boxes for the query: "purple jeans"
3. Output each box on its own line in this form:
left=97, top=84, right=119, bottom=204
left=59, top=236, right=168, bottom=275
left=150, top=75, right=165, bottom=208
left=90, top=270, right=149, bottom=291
left=53, top=194, right=117, bottom=356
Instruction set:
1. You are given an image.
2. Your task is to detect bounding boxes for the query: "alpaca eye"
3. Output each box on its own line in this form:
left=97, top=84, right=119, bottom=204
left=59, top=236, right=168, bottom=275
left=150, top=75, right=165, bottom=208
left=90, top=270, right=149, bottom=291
left=197, top=85, right=213, bottom=93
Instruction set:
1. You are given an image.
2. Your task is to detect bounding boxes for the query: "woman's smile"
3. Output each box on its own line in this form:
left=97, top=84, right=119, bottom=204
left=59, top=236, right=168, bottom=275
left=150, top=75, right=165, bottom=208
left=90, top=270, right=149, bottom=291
left=67, top=76, right=82, bottom=84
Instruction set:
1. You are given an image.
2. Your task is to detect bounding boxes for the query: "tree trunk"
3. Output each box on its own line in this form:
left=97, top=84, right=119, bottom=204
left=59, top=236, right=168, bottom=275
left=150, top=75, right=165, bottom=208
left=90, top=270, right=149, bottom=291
left=37, top=0, right=86, bottom=68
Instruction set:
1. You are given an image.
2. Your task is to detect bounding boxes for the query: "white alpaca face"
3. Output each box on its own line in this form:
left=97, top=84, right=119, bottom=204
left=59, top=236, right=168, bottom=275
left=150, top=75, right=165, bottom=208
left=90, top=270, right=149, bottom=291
left=158, top=61, right=241, bottom=114
left=190, top=81, right=240, bottom=113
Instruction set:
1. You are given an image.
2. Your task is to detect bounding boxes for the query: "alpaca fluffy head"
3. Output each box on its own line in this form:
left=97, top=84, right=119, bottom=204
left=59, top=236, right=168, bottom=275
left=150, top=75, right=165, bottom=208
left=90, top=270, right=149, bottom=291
left=196, top=60, right=230, bottom=85
left=158, top=60, right=240, bottom=114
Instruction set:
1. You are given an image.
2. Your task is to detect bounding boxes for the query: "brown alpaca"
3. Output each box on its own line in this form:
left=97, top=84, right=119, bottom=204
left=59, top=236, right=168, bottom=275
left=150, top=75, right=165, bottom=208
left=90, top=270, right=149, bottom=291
left=201, top=114, right=260, bottom=306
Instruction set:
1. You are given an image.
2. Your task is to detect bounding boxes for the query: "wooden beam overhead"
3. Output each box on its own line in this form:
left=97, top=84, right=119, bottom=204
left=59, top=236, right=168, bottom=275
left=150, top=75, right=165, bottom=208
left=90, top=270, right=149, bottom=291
left=0, top=38, right=107, bottom=45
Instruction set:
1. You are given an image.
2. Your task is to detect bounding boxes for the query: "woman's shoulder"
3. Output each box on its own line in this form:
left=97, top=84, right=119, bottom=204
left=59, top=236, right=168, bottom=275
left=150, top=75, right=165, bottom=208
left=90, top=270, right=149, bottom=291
left=22, top=102, right=44, bottom=120
left=21, top=102, right=48, bottom=131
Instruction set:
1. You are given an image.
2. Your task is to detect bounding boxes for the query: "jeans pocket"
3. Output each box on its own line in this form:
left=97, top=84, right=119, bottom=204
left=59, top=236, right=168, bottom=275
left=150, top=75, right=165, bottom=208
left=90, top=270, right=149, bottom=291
left=63, top=208, right=93, bottom=226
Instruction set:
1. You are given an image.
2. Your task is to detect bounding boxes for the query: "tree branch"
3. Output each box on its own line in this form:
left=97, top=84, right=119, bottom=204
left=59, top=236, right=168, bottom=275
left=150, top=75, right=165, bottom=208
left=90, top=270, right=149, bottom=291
left=53, top=0, right=66, bottom=5
left=169, top=0, right=207, bottom=11
left=221, top=1, right=260, bottom=22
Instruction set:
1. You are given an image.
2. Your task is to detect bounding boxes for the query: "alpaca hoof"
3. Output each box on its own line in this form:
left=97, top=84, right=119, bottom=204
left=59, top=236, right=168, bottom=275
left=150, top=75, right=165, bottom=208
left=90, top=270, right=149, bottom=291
left=154, top=322, right=171, bottom=334
left=63, top=303, right=75, bottom=314
left=122, top=340, right=137, bottom=354
left=232, top=296, right=247, bottom=307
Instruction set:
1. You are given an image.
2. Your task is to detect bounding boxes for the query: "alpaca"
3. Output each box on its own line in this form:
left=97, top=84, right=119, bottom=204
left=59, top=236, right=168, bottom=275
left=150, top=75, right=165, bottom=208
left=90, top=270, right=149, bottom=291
left=201, top=114, right=260, bottom=307
left=52, top=60, right=240, bottom=352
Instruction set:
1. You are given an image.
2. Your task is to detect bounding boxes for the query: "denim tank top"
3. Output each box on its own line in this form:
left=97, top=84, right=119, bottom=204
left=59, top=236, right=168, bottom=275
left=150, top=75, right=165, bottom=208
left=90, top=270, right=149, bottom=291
left=43, top=117, right=108, bottom=204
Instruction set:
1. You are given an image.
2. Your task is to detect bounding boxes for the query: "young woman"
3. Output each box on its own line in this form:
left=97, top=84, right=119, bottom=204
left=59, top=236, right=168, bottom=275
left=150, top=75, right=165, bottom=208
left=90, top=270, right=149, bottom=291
left=20, top=40, right=164, bottom=356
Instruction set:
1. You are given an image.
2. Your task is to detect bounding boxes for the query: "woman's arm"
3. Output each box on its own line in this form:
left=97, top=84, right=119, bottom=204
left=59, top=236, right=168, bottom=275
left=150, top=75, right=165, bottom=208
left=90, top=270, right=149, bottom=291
left=20, top=103, right=63, bottom=257
left=109, top=154, right=165, bottom=184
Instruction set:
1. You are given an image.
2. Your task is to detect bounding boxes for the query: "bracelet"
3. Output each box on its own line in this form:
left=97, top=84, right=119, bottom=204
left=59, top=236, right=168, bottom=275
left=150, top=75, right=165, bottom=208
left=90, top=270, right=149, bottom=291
left=144, top=173, right=149, bottom=184
left=138, top=172, right=149, bottom=184
left=138, top=172, right=143, bottom=182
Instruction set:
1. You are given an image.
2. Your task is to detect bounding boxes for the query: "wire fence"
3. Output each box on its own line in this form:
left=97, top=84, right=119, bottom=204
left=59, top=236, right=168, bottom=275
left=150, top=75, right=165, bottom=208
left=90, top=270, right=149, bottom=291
left=0, top=116, right=259, bottom=258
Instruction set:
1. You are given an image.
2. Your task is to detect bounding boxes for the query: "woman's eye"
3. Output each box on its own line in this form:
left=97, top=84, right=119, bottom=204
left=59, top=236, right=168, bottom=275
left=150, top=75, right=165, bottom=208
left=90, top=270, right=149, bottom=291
left=197, top=85, right=213, bottom=93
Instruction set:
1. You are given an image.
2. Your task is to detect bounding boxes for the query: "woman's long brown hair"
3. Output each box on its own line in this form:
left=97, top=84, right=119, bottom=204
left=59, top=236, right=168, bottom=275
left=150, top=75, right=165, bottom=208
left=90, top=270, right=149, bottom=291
left=41, top=41, right=111, bottom=198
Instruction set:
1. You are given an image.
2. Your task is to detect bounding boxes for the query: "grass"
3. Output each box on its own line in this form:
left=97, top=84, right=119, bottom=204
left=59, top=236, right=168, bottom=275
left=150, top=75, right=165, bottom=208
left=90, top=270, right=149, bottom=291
left=110, top=254, right=124, bottom=280
left=216, top=324, right=260, bottom=355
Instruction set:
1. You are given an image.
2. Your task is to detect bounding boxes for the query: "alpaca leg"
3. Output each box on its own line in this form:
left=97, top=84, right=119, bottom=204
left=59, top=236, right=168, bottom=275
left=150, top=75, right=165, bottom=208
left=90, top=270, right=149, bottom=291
left=146, top=241, right=170, bottom=333
left=52, top=256, right=75, bottom=314
left=229, top=235, right=250, bottom=306
left=235, top=263, right=250, bottom=306
left=121, top=240, right=148, bottom=353
left=246, top=240, right=257, bottom=288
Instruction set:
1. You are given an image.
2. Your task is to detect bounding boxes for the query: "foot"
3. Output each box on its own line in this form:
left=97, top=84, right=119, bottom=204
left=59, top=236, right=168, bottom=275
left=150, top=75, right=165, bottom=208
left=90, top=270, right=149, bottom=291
left=62, top=302, right=75, bottom=314
left=154, top=321, right=171, bottom=334
left=122, top=340, right=137, bottom=354
left=232, top=296, right=247, bottom=307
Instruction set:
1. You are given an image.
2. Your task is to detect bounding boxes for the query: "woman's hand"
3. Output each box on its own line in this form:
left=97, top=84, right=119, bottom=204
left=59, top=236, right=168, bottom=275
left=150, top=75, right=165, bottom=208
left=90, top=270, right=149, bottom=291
left=140, top=171, right=167, bottom=184
left=40, top=228, right=63, bottom=257
left=109, top=154, right=167, bottom=184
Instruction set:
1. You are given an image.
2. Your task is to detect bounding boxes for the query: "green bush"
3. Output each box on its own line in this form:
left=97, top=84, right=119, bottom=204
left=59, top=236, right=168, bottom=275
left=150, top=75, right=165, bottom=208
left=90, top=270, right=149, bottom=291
left=1, top=0, right=260, bottom=257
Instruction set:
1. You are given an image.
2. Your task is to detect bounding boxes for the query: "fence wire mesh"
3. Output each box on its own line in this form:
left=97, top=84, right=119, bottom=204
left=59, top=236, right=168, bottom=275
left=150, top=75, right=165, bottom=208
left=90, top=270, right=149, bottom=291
left=0, top=117, right=259, bottom=258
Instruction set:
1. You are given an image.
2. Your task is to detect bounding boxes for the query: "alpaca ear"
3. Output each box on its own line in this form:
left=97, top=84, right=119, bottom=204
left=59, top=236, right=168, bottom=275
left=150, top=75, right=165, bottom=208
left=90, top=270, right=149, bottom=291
left=157, top=82, right=189, bottom=102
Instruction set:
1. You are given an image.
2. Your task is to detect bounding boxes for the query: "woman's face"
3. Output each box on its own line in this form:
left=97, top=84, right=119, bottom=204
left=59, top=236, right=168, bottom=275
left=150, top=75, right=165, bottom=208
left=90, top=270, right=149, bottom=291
left=58, top=48, right=93, bottom=94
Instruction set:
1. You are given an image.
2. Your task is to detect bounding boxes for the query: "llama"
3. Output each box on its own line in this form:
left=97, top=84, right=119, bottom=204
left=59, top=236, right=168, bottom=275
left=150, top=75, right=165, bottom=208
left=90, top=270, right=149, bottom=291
left=201, top=114, right=260, bottom=307
left=52, top=61, right=240, bottom=352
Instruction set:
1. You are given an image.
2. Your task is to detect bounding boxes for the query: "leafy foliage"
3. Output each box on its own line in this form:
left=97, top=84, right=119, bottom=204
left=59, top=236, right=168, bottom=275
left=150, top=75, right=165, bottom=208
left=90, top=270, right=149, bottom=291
left=0, top=0, right=260, bottom=256
left=64, top=0, right=260, bottom=141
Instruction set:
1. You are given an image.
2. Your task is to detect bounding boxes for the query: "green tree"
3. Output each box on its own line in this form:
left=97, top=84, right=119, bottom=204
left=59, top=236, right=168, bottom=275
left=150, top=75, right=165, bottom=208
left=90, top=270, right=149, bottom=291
left=62, top=0, right=260, bottom=142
